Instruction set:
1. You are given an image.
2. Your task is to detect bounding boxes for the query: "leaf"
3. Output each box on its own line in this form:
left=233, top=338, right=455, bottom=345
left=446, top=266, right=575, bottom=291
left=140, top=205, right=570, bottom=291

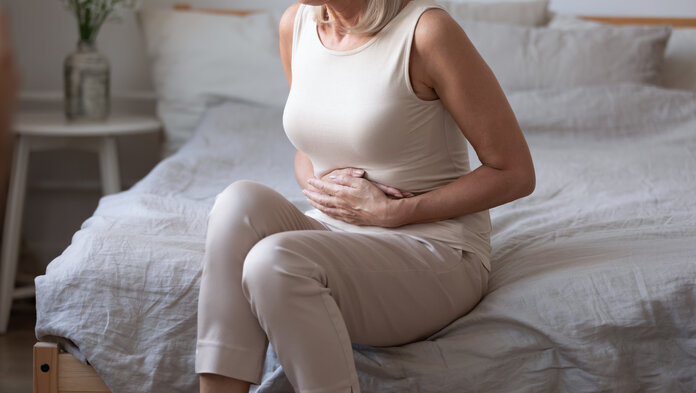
left=57, top=0, right=138, bottom=41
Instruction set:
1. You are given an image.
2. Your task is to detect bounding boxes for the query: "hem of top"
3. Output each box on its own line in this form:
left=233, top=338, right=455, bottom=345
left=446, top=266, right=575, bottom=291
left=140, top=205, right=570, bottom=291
left=465, top=248, right=491, bottom=273
left=382, top=232, right=492, bottom=273
left=423, top=237, right=491, bottom=273
left=303, top=208, right=491, bottom=272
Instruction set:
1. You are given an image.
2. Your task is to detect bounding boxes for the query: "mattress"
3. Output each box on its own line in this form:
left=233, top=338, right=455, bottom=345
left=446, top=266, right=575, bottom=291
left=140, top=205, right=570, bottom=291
left=35, top=84, right=696, bottom=392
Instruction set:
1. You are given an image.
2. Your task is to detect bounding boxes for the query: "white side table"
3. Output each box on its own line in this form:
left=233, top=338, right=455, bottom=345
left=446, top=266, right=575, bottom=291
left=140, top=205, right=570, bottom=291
left=0, top=112, right=161, bottom=334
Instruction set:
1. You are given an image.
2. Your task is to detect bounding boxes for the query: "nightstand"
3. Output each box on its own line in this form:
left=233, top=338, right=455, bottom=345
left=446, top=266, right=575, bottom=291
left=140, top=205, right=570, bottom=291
left=0, top=112, right=161, bottom=333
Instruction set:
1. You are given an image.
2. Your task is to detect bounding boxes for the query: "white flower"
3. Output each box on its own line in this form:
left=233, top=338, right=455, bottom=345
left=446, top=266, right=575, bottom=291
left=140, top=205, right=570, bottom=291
left=59, top=0, right=137, bottom=43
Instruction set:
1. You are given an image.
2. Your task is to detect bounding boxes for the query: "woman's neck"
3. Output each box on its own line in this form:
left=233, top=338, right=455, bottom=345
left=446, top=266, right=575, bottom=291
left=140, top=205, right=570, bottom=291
left=324, top=0, right=367, bottom=36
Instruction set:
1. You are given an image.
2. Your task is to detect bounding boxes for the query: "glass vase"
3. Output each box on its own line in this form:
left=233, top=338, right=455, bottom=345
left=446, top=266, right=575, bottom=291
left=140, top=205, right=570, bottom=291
left=63, top=40, right=110, bottom=121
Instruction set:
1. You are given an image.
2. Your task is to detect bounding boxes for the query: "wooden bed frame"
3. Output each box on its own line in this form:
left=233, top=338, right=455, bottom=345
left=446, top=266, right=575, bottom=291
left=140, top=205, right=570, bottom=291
left=33, top=342, right=109, bottom=393
left=30, top=5, right=696, bottom=392
left=580, top=16, right=696, bottom=28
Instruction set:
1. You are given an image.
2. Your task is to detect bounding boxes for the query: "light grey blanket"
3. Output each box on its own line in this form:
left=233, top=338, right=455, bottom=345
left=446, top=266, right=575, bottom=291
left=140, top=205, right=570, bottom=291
left=35, top=84, right=696, bottom=392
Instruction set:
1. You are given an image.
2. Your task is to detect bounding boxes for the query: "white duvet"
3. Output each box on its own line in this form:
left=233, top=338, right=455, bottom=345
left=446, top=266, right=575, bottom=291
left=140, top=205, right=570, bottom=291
left=35, top=84, right=696, bottom=393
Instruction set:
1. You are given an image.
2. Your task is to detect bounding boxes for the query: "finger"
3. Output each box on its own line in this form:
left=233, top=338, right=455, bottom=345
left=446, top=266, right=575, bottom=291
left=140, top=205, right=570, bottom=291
left=321, top=175, right=360, bottom=189
left=302, top=187, right=344, bottom=209
left=327, top=168, right=354, bottom=180
left=308, top=177, right=347, bottom=195
left=307, top=198, right=353, bottom=216
left=339, top=167, right=364, bottom=177
left=306, top=198, right=356, bottom=221
left=372, top=181, right=404, bottom=198
left=383, top=186, right=404, bottom=198
left=374, top=183, right=402, bottom=198
left=307, top=177, right=347, bottom=195
left=348, top=168, right=365, bottom=177
left=305, top=181, right=323, bottom=193
left=323, top=167, right=363, bottom=182
left=306, top=179, right=333, bottom=196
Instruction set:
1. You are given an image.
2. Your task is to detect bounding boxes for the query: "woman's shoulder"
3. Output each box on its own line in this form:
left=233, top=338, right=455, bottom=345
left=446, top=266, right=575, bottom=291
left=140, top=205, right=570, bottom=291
left=409, top=4, right=480, bottom=99
left=411, top=5, right=476, bottom=69
left=413, top=6, right=461, bottom=47
left=279, top=3, right=303, bottom=85
left=279, top=3, right=301, bottom=42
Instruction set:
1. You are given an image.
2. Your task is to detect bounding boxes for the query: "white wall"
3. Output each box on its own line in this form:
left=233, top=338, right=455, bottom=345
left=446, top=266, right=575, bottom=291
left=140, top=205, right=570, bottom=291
left=0, top=0, right=166, bottom=276
left=1, top=0, right=295, bottom=97
left=4, top=0, right=696, bottom=98
left=1, top=0, right=695, bottom=275
left=2, top=0, right=150, bottom=95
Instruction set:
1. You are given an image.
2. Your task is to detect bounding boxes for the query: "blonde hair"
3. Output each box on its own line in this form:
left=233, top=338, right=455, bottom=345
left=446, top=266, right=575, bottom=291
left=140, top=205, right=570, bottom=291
left=312, top=0, right=407, bottom=36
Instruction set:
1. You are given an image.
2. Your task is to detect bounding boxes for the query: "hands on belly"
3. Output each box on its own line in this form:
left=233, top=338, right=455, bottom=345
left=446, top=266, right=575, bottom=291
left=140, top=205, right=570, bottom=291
left=301, top=167, right=414, bottom=227
left=324, top=168, right=414, bottom=199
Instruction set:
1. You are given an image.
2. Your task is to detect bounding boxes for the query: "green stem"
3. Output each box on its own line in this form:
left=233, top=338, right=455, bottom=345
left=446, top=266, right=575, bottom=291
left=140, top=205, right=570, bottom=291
left=85, top=6, right=92, bottom=41
left=66, top=0, right=128, bottom=43
left=72, top=0, right=84, bottom=40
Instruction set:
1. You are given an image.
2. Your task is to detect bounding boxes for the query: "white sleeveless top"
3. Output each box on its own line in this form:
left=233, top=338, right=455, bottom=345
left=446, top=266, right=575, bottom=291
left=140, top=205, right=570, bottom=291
left=283, top=0, right=492, bottom=271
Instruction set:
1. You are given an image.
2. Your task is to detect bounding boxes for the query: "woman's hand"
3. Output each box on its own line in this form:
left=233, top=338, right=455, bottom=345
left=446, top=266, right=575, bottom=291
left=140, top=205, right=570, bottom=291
left=303, top=168, right=410, bottom=227
left=318, top=167, right=414, bottom=199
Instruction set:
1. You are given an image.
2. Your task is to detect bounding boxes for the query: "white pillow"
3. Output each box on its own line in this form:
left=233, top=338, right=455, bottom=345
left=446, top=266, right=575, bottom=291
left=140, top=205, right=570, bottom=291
left=549, top=15, right=696, bottom=91
left=461, top=20, right=671, bottom=92
left=137, top=9, right=288, bottom=156
left=438, top=0, right=549, bottom=26
left=662, top=29, right=696, bottom=91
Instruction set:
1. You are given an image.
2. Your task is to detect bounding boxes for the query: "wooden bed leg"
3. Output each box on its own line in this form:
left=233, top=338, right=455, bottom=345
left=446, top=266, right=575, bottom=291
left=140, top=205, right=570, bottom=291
left=33, top=342, right=58, bottom=393
left=33, top=341, right=112, bottom=393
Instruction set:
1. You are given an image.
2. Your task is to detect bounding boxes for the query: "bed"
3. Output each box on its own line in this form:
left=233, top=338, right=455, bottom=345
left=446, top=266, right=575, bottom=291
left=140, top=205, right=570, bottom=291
left=32, top=2, right=696, bottom=393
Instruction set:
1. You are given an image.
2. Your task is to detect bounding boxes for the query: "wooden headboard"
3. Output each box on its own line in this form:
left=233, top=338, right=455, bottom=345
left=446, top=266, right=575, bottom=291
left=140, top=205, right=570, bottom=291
left=579, top=16, right=696, bottom=28
left=173, top=4, right=257, bottom=16
left=172, top=4, right=696, bottom=28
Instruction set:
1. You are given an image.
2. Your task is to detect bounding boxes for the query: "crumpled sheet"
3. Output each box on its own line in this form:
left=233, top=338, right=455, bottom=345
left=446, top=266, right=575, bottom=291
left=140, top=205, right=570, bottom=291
left=35, top=84, right=696, bottom=392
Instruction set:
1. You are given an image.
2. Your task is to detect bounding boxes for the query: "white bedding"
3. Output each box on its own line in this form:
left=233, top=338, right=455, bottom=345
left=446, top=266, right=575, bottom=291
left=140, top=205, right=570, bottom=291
left=35, top=84, right=696, bottom=392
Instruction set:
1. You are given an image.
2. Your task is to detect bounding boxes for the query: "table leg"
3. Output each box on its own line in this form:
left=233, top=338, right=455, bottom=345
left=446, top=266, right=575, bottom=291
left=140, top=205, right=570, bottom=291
left=0, top=136, right=30, bottom=334
left=99, top=136, right=120, bottom=195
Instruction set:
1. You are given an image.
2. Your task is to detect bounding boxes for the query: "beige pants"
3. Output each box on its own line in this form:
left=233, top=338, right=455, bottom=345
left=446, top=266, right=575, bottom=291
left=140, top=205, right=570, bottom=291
left=196, top=180, right=489, bottom=393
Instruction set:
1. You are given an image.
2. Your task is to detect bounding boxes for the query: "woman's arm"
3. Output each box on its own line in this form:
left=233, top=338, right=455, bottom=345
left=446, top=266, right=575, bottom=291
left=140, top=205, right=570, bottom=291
left=294, top=150, right=317, bottom=191
left=280, top=4, right=316, bottom=191
left=386, top=8, right=535, bottom=226
left=303, top=9, right=535, bottom=227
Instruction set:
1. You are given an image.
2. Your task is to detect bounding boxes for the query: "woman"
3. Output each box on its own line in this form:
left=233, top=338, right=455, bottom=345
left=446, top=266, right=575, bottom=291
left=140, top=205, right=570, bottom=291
left=196, top=0, right=535, bottom=392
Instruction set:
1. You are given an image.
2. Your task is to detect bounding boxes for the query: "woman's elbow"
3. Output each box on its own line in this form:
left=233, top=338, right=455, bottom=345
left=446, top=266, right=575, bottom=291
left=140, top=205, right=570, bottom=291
left=519, top=165, right=536, bottom=198
left=507, top=163, right=535, bottom=200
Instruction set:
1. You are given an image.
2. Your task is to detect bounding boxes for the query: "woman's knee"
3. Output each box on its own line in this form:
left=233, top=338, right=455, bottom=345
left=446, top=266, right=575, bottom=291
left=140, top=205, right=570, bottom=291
left=241, top=232, right=320, bottom=305
left=207, top=180, right=281, bottom=225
